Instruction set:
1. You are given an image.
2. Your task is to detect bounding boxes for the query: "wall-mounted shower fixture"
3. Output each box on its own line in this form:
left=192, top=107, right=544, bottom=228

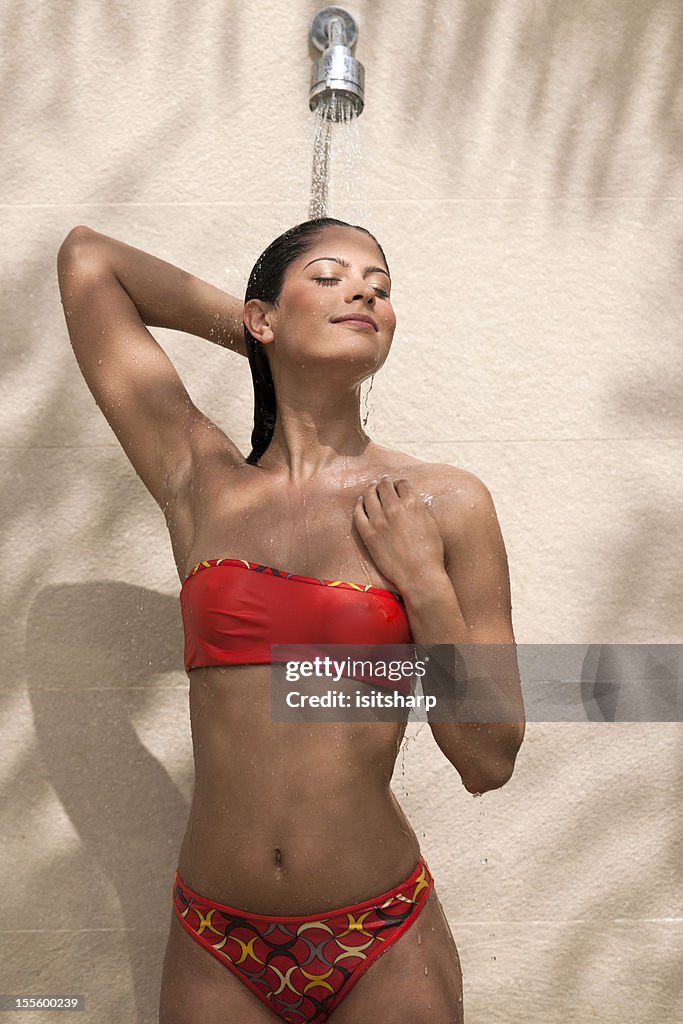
left=309, top=6, right=364, bottom=120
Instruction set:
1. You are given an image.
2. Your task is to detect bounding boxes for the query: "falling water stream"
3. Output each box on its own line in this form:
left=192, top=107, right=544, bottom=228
left=308, top=94, right=368, bottom=220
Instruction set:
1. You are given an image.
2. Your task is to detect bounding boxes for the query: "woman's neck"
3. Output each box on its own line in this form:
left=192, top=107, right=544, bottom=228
left=258, top=413, right=373, bottom=481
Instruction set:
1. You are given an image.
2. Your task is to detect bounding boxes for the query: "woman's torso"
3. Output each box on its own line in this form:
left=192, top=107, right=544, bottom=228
left=166, top=441, right=442, bottom=913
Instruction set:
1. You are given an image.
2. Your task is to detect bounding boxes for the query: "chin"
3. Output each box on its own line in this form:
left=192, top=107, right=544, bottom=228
left=331, top=343, right=385, bottom=367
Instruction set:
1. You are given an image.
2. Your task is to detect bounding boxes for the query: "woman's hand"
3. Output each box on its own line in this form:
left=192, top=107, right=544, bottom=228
left=353, top=476, right=446, bottom=594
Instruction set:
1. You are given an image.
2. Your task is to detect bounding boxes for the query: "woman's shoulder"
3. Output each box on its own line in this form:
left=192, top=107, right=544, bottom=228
left=371, top=446, right=499, bottom=548
left=371, top=444, right=490, bottom=501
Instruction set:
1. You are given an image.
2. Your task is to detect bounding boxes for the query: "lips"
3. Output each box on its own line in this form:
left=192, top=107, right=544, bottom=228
left=331, top=314, right=378, bottom=331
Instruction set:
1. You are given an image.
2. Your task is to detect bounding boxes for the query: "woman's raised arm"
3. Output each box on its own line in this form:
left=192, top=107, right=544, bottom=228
left=57, top=226, right=246, bottom=509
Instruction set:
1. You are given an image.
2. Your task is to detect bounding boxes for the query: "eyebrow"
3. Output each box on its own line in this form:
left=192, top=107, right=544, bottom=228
left=302, top=256, right=391, bottom=281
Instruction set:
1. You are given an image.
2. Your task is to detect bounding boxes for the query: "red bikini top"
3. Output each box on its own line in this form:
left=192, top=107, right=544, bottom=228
left=180, top=558, right=414, bottom=689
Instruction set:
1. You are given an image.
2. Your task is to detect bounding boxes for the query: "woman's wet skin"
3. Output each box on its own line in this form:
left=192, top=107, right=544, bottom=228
left=171, top=228, right=453, bottom=914
left=57, top=222, right=468, bottom=1020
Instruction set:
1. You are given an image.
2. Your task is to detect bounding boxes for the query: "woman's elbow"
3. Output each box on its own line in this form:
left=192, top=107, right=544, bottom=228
left=57, top=226, right=97, bottom=271
left=461, top=730, right=525, bottom=795
left=60, top=225, right=95, bottom=248
left=57, top=226, right=108, bottom=289
left=460, top=760, right=515, bottom=795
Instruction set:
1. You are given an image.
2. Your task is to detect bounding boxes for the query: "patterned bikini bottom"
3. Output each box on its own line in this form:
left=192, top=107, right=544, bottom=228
left=172, top=857, right=434, bottom=1024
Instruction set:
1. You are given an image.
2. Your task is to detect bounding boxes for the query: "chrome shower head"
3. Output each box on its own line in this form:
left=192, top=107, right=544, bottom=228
left=309, top=6, right=364, bottom=120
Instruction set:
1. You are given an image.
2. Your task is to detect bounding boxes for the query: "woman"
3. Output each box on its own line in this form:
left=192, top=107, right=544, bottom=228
left=57, top=217, right=525, bottom=1023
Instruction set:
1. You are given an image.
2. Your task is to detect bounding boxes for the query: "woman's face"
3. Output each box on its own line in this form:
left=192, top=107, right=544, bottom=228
left=262, top=226, right=396, bottom=378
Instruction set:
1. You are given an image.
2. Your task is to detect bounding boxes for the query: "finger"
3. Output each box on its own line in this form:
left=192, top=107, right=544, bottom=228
left=395, top=479, right=421, bottom=512
left=353, top=495, right=368, bottom=529
left=375, top=476, right=400, bottom=508
left=361, top=481, right=383, bottom=518
left=353, top=495, right=376, bottom=543
left=394, top=478, right=419, bottom=505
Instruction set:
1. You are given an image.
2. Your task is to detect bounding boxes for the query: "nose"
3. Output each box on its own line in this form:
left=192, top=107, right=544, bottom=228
left=345, top=276, right=376, bottom=305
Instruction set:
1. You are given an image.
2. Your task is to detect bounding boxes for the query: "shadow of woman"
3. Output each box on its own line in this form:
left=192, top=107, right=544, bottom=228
left=25, top=580, right=190, bottom=1023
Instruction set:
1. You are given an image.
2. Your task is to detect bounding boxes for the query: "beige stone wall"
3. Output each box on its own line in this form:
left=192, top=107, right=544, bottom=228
left=2, top=1, right=681, bottom=1021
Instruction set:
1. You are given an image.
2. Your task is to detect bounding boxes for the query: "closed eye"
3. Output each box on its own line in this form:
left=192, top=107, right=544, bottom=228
left=313, top=277, right=390, bottom=299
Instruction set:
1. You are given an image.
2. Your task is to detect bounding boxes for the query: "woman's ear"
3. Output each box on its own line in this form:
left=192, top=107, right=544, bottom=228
left=243, top=299, right=276, bottom=345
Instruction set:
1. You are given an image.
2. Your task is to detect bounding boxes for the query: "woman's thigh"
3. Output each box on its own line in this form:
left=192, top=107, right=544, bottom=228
left=331, top=886, right=464, bottom=1024
left=159, top=912, right=275, bottom=1024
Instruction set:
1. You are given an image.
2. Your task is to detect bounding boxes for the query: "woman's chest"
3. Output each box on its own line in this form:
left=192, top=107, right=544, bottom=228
left=169, top=454, right=448, bottom=590
left=176, top=476, right=378, bottom=586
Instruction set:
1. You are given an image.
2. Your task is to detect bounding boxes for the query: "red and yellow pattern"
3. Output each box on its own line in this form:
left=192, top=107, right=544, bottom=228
left=183, top=557, right=405, bottom=603
left=172, top=859, right=433, bottom=1023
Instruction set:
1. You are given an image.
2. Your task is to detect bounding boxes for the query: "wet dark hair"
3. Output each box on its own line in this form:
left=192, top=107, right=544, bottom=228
left=243, top=217, right=390, bottom=466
